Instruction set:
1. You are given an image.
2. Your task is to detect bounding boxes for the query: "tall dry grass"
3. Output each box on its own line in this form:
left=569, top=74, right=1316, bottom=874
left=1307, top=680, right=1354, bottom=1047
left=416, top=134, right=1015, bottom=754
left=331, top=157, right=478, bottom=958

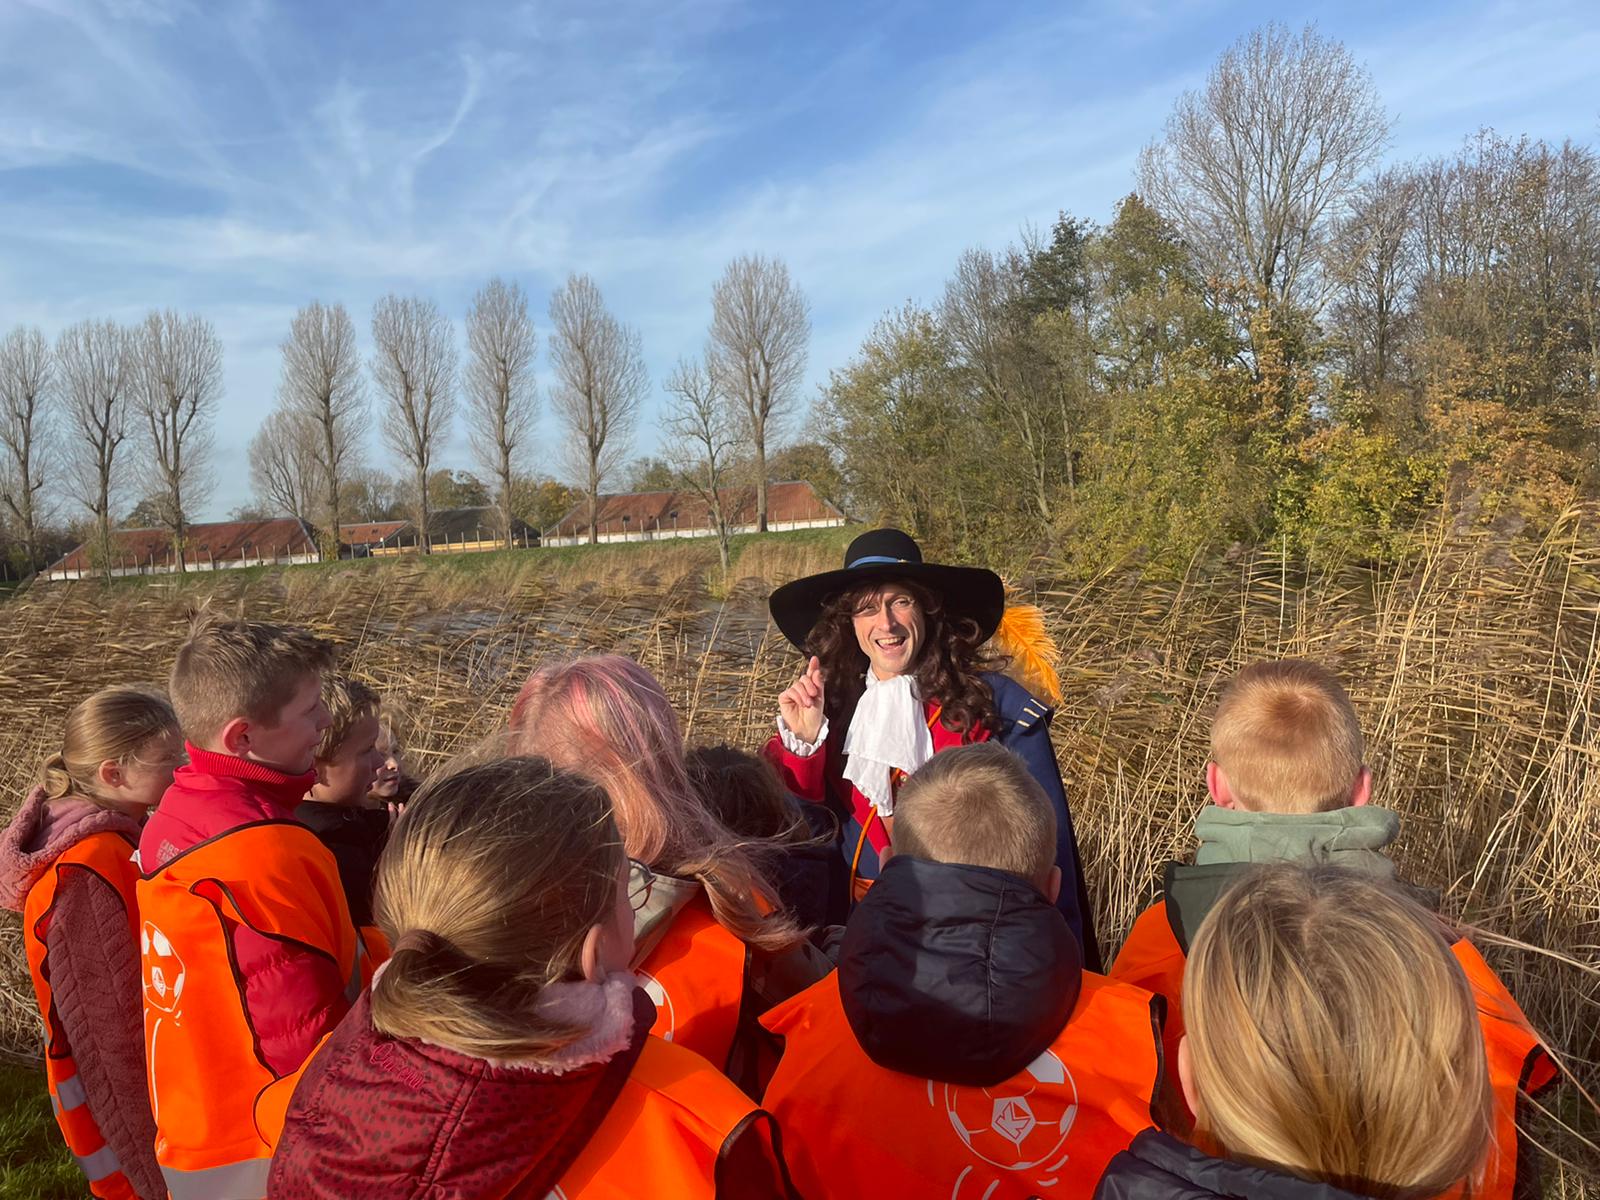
left=0, top=522, right=1595, bottom=1181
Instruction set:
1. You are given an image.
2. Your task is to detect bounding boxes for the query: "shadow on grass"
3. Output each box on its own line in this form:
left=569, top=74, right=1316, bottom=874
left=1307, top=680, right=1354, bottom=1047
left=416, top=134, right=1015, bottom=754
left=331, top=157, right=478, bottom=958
left=0, top=1060, right=80, bottom=1199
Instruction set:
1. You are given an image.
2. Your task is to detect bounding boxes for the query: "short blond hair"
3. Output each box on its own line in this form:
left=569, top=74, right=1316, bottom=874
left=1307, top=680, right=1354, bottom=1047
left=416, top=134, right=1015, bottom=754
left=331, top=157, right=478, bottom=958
left=315, top=676, right=380, bottom=762
left=1210, top=660, right=1364, bottom=813
left=893, top=743, right=1055, bottom=891
left=168, top=613, right=336, bottom=745
left=1186, top=864, right=1493, bottom=1198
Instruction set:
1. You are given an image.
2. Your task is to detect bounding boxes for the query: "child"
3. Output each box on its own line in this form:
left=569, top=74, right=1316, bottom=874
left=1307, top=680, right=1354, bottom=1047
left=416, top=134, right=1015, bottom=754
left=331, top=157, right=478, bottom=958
left=510, top=655, right=820, bottom=1083
left=1096, top=864, right=1493, bottom=1200
left=137, top=614, right=368, bottom=1200
left=268, top=755, right=795, bottom=1198
left=761, top=742, right=1165, bottom=1200
left=367, top=700, right=418, bottom=808
left=684, top=743, right=849, bottom=930
left=296, top=676, right=389, bottom=953
left=0, top=686, right=182, bottom=1200
left=1109, top=659, right=1555, bottom=1197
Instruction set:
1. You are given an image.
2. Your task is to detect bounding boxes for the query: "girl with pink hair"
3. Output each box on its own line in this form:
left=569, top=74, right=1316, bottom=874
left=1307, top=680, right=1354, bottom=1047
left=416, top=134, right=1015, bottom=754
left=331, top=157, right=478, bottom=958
left=510, top=655, right=818, bottom=1078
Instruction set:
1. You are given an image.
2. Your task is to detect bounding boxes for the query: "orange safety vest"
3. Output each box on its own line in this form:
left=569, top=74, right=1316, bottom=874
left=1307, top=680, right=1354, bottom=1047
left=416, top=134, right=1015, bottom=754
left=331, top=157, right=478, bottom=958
left=551, top=1035, right=783, bottom=1198
left=636, top=893, right=747, bottom=1072
left=1109, top=900, right=1558, bottom=1200
left=138, top=821, right=368, bottom=1200
left=22, top=829, right=149, bottom=1200
left=761, top=971, right=1163, bottom=1200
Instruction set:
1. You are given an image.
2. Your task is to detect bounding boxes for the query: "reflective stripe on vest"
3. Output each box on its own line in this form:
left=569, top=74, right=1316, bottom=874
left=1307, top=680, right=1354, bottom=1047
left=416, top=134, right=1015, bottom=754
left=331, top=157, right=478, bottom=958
left=21, top=829, right=149, bottom=1200
left=762, top=971, right=1162, bottom=1200
left=139, top=821, right=365, bottom=1192
left=161, top=1156, right=273, bottom=1200
left=636, top=893, right=746, bottom=1071
left=551, top=1036, right=774, bottom=1198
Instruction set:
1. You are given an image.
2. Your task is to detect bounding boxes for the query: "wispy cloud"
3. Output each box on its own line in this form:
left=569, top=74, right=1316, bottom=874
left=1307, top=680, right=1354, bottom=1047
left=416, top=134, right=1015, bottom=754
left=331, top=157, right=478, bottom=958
left=0, top=0, right=1596, bottom=517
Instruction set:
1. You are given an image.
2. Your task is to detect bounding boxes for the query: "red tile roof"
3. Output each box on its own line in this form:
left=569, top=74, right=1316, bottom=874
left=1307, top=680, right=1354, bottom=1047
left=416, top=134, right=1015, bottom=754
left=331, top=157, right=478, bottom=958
left=546, top=480, right=843, bottom=537
left=47, top=518, right=316, bottom=574
left=339, top=520, right=411, bottom=546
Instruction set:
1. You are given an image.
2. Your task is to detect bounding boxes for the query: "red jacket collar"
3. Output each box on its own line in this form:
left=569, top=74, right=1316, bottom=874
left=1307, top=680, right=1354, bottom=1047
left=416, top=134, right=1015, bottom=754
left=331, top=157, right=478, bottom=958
left=183, top=743, right=317, bottom=797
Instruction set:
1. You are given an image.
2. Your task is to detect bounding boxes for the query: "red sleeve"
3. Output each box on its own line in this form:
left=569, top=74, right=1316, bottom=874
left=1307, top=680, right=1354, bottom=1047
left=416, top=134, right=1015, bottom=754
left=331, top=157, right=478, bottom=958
left=233, top=924, right=351, bottom=1077
left=46, top=869, right=166, bottom=1200
left=762, top=733, right=828, bottom=804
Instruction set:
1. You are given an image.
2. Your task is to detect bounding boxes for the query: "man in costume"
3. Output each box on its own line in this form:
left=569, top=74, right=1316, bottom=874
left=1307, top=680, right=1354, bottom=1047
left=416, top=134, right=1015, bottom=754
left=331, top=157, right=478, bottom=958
left=764, top=528, right=1100, bottom=968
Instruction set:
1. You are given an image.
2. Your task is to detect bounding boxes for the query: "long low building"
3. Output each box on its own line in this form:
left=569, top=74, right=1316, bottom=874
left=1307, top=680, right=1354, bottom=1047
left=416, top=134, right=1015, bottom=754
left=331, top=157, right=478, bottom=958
left=543, top=480, right=845, bottom=546
left=42, top=518, right=321, bottom=580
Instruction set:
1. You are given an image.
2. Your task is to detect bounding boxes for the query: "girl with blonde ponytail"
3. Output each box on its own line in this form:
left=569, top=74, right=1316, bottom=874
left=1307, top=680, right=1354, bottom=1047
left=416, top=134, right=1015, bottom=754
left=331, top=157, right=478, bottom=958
left=0, top=685, right=183, bottom=1200
left=508, top=655, right=823, bottom=1079
left=1095, top=863, right=1494, bottom=1200
left=269, top=756, right=794, bottom=1199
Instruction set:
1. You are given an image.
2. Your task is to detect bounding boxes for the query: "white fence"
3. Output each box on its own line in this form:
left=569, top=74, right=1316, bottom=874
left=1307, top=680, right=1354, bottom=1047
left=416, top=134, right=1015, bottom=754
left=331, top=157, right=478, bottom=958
left=540, top=516, right=844, bottom=548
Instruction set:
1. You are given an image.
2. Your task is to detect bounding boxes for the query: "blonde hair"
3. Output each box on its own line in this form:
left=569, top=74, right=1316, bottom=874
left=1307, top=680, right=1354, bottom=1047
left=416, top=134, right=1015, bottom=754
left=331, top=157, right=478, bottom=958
left=1210, top=659, right=1365, bottom=813
left=509, top=655, right=803, bottom=952
left=371, top=756, right=624, bottom=1059
left=168, top=612, right=335, bottom=745
left=1185, top=864, right=1493, bottom=1198
left=38, top=686, right=179, bottom=806
left=315, top=676, right=379, bottom=762
left=893, top=743, right=1056, bottom=891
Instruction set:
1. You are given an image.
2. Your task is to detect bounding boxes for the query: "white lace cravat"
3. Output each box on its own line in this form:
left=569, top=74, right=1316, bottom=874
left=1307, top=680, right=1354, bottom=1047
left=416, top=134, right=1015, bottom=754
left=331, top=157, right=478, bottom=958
left=842, top=672, right=934, bottom=819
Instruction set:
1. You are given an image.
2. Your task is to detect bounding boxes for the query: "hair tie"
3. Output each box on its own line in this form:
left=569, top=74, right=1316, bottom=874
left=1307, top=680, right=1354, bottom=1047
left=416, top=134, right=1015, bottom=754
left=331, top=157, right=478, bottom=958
left=391, top=929, right=438, bottom=956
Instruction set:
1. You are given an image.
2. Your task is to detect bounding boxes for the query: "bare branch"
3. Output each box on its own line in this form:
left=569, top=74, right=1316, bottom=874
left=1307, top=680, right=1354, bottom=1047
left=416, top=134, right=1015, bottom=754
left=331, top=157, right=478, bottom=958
left=547, top=274, right=646, bottom=544
left=279, top=301, right=365, bottom=553
left=0, top=327, right=54, bottom=571
left=709, top=254, right=810, bottom=531
left=249, top=407, right=323, bottom=524
left=133, top=310, right=221, bottom=571
left=1137, top=22, right=1390, bottom=316
left=371, top=295, right=458, bottom=549
left=465, top=277, right=537, bottom=548
left=55, top=320, right=133, bottom=579
left=664, top=350, right=738, bottom=570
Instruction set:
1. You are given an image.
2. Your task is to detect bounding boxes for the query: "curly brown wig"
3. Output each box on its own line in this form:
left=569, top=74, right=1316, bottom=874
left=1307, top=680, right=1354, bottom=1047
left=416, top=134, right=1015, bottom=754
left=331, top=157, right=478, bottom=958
left=804, top=578, right=1000, bottom=737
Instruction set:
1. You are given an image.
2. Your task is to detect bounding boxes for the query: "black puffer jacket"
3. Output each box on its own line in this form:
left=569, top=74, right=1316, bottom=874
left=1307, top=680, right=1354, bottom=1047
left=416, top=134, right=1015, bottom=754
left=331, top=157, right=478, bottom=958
left=1096, top=1130, right=1380, bottom=1200
left=836, top=853, right=1082, bottom=1085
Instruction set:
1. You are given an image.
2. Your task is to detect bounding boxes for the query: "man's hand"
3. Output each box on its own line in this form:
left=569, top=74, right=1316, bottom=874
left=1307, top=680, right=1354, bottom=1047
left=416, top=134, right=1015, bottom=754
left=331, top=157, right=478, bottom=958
left=778, top=655, right=827, bottom=744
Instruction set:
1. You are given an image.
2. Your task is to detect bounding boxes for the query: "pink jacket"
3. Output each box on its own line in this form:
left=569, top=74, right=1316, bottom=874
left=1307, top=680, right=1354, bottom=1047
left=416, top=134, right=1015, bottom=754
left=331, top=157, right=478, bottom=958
left=139, top=746, right=352, bottom=1076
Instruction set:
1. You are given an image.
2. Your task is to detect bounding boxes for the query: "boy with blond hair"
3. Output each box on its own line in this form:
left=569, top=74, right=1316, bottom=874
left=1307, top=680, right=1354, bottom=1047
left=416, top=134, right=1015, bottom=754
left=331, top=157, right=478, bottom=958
left=1110, top=658, right=1554, bottom=1200
left=762, top=743, right=1164, bottom=1200
left=297, top=676, right=391, bottom=950
left=138, top=615, right=368, bottom=1200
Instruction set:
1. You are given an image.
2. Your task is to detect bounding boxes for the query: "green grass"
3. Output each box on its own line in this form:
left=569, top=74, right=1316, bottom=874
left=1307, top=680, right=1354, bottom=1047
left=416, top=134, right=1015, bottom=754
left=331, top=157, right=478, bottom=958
left=0, top=1062, right=81, bottom=1199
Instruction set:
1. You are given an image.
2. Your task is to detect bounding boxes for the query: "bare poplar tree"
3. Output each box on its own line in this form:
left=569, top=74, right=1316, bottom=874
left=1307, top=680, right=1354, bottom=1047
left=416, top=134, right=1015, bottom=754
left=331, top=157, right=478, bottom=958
left=56, top=320, right=133, bottom=579
left=1137, top=23, right=1389, bottom=316
left=134, top=310, right=221, bottom=571
left=1329, top=166, right=1419, bottom=393
left=547, top=274, right=646, bottom=545
left=0, top=327, right=54, bottom=573
left=465, top=278, right=537, bottom=548
left=248, top=407, right=322, bottom=525
left=709, top=254, right=810, bottom=532
left=664, top=352, right=737, bottom=571
left=370, top=295, right=457, bottom=550
left=279, top=301, right=365, bottom=556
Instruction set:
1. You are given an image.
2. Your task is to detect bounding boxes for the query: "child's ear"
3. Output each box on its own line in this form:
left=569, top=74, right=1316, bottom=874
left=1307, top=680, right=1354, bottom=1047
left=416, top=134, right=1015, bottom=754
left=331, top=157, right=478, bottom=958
left=1177, top=1035, right=1200, bottom=1119
left=1205, top=761, right=1235, bottom=809
left=97, top=759, right=124, bottom=791
left=1044, top=865, right=1061, bottom=905
left=219, top=717, right=251, bottom=756
left=1349, top=766, right=1372, bottom=807
left=579, top=922, right=607, bottom=984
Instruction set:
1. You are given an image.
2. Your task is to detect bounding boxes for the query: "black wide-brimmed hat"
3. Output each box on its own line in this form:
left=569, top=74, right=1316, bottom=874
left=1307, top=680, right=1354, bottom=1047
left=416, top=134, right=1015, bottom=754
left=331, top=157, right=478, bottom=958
left=768, top=528, right=1005, bottom=651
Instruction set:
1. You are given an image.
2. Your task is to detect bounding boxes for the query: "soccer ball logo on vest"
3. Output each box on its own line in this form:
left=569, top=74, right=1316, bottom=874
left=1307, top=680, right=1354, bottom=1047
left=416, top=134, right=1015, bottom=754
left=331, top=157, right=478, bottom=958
left=939, top=1047, right=1079, bottom=1189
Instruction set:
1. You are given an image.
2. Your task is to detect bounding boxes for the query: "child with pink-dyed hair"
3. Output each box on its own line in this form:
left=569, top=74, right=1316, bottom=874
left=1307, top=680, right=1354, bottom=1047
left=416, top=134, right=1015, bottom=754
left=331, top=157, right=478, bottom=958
left=510, top=655, right=821, bottom=1082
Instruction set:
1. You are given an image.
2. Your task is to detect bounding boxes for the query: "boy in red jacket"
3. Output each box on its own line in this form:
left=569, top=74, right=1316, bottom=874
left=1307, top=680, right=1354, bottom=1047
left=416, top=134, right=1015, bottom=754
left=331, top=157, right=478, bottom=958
left=138, top=614, right=367, bottom=1200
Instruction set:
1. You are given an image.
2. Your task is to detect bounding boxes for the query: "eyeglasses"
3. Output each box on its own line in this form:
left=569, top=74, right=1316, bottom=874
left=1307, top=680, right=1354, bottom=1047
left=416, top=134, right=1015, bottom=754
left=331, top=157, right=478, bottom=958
left=628, top=858, right=656, bottom=912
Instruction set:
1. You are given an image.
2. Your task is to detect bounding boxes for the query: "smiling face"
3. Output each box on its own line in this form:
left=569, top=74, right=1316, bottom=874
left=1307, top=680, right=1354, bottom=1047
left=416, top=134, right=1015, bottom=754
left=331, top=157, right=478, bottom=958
left=851, top=584, right=925, bottom=680
left=369, top=723, right=404, bottom=800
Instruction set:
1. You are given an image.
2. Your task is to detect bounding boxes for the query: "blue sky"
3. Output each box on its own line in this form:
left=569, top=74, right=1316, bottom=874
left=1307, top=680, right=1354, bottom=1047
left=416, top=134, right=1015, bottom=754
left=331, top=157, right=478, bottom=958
left=3, top=0, right=1598, bottom=520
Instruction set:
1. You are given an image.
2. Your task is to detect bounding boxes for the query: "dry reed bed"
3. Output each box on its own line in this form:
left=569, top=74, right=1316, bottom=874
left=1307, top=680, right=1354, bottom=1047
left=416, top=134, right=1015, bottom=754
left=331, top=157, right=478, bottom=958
left=0, top=527, right=1596, bottom=1180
